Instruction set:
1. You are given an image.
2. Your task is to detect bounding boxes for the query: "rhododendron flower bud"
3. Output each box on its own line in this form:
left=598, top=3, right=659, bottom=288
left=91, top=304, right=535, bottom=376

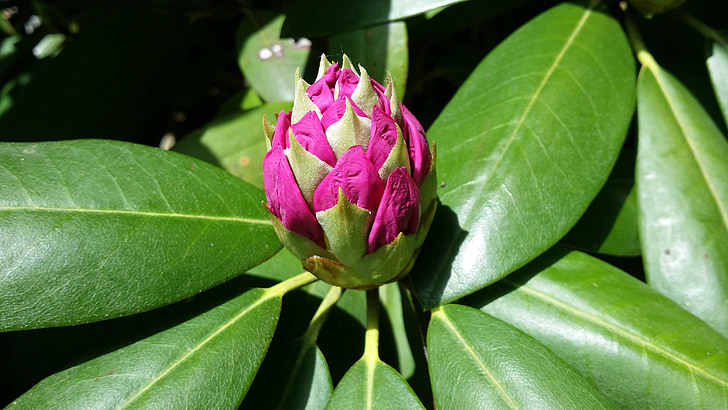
left=263, top=55, right=437, bottom=289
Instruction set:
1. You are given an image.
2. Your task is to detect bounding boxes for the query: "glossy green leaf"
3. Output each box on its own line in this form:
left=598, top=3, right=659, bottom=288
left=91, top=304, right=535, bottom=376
left=467, top=249, right=728, bottom=409
left=173, top=102, right=292, bottom=189
left=707, top=36, right=728, bottom=129
left=328, top=21, right=408, bottom=97
left=378, top=283, right=415, bottom=379
left=324, top=358, right=424, bottom=409
left=242, top=339, right=333, bottom=410
left=637, top=56, right=728, bottom=337
left=0, top=140, right=280, bottom=330
left=237, top=12, right=311, bottom=103
left=8, top=287, right=281, bottom=409
left=561, top=147, right=640, bottom=256
left=413, top=3, right=636, bottom=308
left=428, top=304, right=614, bottom=409
left=283, top=0, right=466, bottom=38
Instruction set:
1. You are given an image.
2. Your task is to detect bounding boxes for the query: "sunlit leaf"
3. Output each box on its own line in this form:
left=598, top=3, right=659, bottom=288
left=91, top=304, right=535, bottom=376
left=467, top=249, right=728, bottom=409
left=706, top=36, right=728, bottom=128
left=637, top=56, right=728, bottom=337
left=428, top=304, right=614, bottom=409
left=8, top=288, right=281, bottom=408
left=413, top=3, right=636, bottom=308
left=0, top=140, right=280, bottom=330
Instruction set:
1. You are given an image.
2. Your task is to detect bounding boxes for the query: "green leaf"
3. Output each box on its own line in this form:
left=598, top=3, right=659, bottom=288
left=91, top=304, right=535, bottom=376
left=0, top=140, right=280, bottom=330
left=324, top=358, right=424, bottom=410
left=428, top=304, right=614, bottom=409
left=637, top=56, right=728, bottom=337
left=412, top=3, right=636, bottom=308
left=707, top=36, right=728, bottom=129
left=282, top=0, right=466, bottom=38
left=173, top=102, right=292, bottom=189
left=466, top=249, right=728, bottom=409
left=237, top=12, right=311, bottom=103
left=561, top=146, right=640, bottom=256
left=8, top=287, right=281, bottom=409
left=242, top=339, right=333, bottom=410
left=328, top=21, right=408, bottom=97
left=378, top=283, right=415, bottom=379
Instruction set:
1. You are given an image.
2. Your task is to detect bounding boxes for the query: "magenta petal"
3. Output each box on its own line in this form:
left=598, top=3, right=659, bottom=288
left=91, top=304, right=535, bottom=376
left=367, top=168, right=420, bottom=252
left=366, top=105, right=398, bottom=171
left=264, top=147, right=325, bottom=247
left=290, top=111, right=337, bottom=167
left=271, top=110, right=292, bottom=149
left=336, top=68, right=360, bottom=99
left=321, top=96, right=369, bottom=130
left=313, top=145, right=384, bottom=212
left=401, top=103, right=431, bottom=186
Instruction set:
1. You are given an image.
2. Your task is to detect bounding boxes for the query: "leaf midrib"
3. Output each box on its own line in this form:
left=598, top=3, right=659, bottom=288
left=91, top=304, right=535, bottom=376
left=0, top=205, right=272, bottom=225
left=504, top=279, right=728, bottom=388
left=433, top=308, right=519, bottom=409
left=442, top=7, right=593, bottom=227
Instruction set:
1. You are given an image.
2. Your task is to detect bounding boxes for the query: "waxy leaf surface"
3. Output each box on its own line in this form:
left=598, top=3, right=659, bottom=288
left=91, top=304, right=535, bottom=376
left=637, top=59, right=728, bottom=337
left=9, top=288, right=281, bottom=409
left=428, top=304, right=613, bottom=409
left=324, top=358, right=424, bottom=409
left=468, top=250, right=728, bottom=409
left=414, top=3, right=636, bottom=307
left=0, top=140, right=280, bottom=330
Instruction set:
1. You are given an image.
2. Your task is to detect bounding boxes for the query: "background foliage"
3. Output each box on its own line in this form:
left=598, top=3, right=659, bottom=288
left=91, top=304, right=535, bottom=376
left=1, top=0, right=727, bottom=408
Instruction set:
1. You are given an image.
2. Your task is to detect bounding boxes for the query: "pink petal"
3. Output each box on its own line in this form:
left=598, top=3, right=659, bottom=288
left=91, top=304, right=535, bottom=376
left=307, top=63, right=339, bottom=114
left=313, top=145, right=384, bottom=212
left=366, top=105, right=398, bottom=171
left=336, top=68, right=360, bottom=99
left=271, top=110, right=292, bottom=149
left=401, top=103, right=431, bottom=186
left=290, top=111, right=337, bottom=167
left=264, top=147, right=325, bottom=247
left=321, top=96, right=369, bottom=130
left=367, top=167, right=420, bottom=252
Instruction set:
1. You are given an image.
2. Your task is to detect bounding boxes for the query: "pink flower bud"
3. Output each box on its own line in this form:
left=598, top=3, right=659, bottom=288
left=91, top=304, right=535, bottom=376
left=262, top=54, right=437, bottom=289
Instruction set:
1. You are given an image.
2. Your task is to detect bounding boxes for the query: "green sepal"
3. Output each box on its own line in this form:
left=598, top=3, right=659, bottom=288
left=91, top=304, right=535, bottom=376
left=266, top=203, right=335, bottom=262
left=326, top=97, right=372, bottom=157
left=287, top=130, right=332, bottom=207
left=385, top=72, right=403, bottom=126
left=315, top=54, right=332, bottom=81
left=416, top=199, right=437, bottom=249
left=351, top=65, right=379, bottom=116
left=263, top=113, right=275, bottom=151
left=315, top=188, right=372, bottom=267
left=378, top=124, right=411, bottom=181
left=417, top=142, right=438, bottom=243
left=292, top=68, right=321, bottom=123
left=354, top=232, right=418, bottom=285
left=302, top=256, right=377, bottom=289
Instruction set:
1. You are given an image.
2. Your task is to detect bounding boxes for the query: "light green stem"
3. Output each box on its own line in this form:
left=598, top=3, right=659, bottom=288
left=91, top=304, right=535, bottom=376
left=364, top=288, right=380, bottom=363
left=678, top=12, right=728, bottom=47
left=266, top=271, right=318, bottom=298
left=624, top=9, right=657, bottom=69
left=303, top=285, right=343, bottom=344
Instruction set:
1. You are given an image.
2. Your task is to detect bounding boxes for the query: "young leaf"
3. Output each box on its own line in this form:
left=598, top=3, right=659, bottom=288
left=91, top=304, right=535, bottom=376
left=413, top=3, right=636, bottom=308
left=637, top=57, right=728, bottom=337
left=8, top=287, right=281, bottom=409
left=324, top=358, right=424, bottom=410
left=0, top=140, right=280, bottom=330
left=428, top=304, right=614, bottom=409
left=467, top=249, right=728, bottom=409
left=173, top=102, right=292, bottom=189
